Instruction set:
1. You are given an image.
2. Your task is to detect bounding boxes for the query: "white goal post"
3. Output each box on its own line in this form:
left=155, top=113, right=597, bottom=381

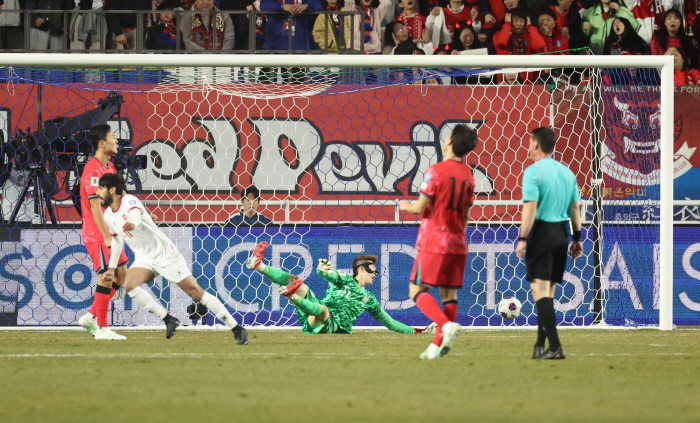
left=0, top=54, right=674, bottom=330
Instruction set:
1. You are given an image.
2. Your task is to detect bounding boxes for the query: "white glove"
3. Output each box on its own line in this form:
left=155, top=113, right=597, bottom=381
left=317, top=258, right=333, bottom=274
left=422, top=322, right=438, bottom=334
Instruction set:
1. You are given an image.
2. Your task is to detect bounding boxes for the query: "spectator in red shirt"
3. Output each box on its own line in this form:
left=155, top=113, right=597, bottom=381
left=651, top=8, right=697, bottom=69
left=487, top=0, right=527, bottom=26
left=535, top=8, right=567, bottom=53
left=669, top=47, right=700, bottom=85
left=493, top=8, right=544, bottom=54
left=426, top=0, right=474, bottom=45
left=601, top=16, right=649, bottom=55
left=548, top=0, right=586, bottom=50
left=397, top=0, right=429, bottom=42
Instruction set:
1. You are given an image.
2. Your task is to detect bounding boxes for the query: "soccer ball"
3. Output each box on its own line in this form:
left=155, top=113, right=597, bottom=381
left=498, top=297, right=522, bottom=320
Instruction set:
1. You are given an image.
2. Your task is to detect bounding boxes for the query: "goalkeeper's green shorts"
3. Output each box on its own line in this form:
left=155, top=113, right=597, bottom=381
left=299, top=289, right=339, bottom=334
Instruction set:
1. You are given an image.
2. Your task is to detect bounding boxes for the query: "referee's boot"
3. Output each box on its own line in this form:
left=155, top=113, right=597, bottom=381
left=232, top=325, right=249, bottom=345
left=164, top=315, right=180, bottom=339
left=532, top=345, right=545, bottom=360
left=538, top=345, right=565, bottom=360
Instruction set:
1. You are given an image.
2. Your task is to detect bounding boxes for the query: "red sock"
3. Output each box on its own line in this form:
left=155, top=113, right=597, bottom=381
left=89, top=283, right=118, bottom=315
left=444, top=301, right=458, bottom=322
left=415, top=292, right=450, bottom=346
left=94, top=285, right=112, bottom=327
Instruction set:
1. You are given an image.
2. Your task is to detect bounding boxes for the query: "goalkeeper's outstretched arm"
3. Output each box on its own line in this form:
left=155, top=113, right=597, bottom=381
left=370, top=308, right=420, bottom=334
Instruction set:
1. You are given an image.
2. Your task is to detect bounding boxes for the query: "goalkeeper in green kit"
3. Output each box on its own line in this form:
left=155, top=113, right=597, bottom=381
left=246, top=242, right=430, bottom=334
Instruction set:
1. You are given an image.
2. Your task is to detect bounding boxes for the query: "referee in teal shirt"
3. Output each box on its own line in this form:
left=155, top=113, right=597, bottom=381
left=516, top=127, right=583, bottom=360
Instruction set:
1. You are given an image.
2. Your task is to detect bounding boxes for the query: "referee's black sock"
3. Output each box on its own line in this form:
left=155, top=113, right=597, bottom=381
left=536, top=298, right=560, bottom=351
left=535, top=316, right=547, bottom=348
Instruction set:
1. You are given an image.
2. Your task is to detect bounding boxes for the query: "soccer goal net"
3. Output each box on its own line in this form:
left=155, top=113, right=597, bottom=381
left=0, top=54, right=673, bottom=330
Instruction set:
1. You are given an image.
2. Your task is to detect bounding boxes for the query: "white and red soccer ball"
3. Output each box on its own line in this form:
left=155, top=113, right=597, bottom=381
left=498, top=297, right=522, bottom=320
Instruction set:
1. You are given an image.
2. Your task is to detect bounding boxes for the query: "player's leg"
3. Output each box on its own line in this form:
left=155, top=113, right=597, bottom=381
left=122, top=266, right=180, bottom=338
left=81, top=241, right=128, bottom=338
left=279, top=280, right=330, bottom=327
left=436, top=287, right=461, bottom=357
left=409, top=253, right=455, bottom=359
left=175, top=275, right=248, bottom=345
left=246, top=241, right=298, bottom=286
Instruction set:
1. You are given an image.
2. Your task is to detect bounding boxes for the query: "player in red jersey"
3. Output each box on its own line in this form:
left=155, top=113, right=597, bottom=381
left=77, top=123, right=130, bottom=340
left=399, top=124, right=479, bottom=359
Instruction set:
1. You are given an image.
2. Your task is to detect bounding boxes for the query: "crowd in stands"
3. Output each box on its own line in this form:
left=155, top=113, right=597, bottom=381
left=0, top=0, right=699, bottom=84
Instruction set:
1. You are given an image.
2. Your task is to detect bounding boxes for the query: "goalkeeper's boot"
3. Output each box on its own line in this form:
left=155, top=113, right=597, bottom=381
left=438, top=322, right=461, bottom=357
left=246, top=241, right=268, bottom=271
left=538, top=345, right=565, bottom=360
left=78, top=313, right=98, bottom=336
left=232, top=325, right=249, bottom=345
left=419, top=343, right=440, bottom=360
left=532, top=345, right=545, bottom=360
left=94, top=327, right=127, bottom=340
left=165, top=316, right=180, bottom=339
left=279, top=279, right=303, bottom=299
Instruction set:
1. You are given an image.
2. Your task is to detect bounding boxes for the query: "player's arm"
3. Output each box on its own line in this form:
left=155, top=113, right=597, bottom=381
left=316, top=258, right=341, bottom=286
left=463, top=205, right=472, bottom=232
left=90, top=197, right=113, bottom=246
left=103, top=233, right=124, bottom=282
left=398, top=195, right=431, bottom=215
left=569, top=201, right=583, bottom=259
left=369, top=308, right=421, bottom=334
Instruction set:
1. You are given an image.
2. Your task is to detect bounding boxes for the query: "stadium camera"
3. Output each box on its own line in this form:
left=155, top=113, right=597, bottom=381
left=0, top=92, right=146, bottom=223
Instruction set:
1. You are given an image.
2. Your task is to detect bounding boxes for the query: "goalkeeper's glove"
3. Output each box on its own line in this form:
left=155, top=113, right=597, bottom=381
left=317, top=258, right=334, bottom=274
left=415, top=322, right=438, bottom=334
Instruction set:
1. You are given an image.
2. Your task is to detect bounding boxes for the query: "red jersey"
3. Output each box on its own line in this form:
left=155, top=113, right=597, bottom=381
left=415, top=160, right=475, bottom=255
left=443, top=6, right=473, bottom=41
left=674, top=68, right=700, bottom=86
left=80, top=157, right=117, bottom=244
left=397, top=11, right=427, bottom=40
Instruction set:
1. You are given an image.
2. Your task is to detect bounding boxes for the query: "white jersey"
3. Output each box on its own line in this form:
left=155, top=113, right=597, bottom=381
left=104, top=194, right=178, bottom=266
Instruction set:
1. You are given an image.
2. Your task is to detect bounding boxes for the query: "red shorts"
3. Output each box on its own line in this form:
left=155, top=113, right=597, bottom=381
left=85, top=241, right=128, bottom=273
left=410, top=251, right=467, bottom=289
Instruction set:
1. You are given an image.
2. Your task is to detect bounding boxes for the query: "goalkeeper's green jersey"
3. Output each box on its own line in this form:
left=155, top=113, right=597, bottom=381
left=316, top=268, right=414, bottom=335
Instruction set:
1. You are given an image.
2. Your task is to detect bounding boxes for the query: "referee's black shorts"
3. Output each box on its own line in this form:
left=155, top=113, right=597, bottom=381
left=525, top=220, right=569, bottom=283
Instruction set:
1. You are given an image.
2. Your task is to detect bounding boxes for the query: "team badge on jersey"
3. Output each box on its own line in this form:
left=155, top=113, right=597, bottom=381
left=122, top=214, right=127, bottom=220
left=91, top=177, right=99, bottom=187
left=129, top=200, right=137, bottom=206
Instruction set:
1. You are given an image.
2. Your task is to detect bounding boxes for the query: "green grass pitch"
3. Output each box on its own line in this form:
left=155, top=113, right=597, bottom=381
left=1, top=328, right=699, bottom=423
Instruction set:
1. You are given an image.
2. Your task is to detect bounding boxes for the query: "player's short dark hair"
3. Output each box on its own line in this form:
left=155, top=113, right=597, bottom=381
left=510, top=8, right=528, bottom=22
left=241, top=185, right=260, bottom=200
left=99, top=173, right=126, bottom=195
left=87, top=124, right=112, bottom=153
left=532, top=127, right=557, bottom=154
left=352, top=254, right=377, bottom=277
left=450, top=124, right=479, bottom=157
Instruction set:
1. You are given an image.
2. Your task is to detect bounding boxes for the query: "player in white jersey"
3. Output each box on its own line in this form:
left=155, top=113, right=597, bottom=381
left=97, top=173, right=248, bottom=344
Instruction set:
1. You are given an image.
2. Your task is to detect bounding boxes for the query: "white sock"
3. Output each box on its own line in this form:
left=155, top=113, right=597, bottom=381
left=256, top=263, right=266, bottom=272
left=200, top=292, right=238, bottom=329
left=128, top=286, right=168, bottom=320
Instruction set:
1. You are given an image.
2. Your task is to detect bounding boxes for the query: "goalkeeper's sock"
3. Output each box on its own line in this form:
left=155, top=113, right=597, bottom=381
left=200, top=292, right=239, bottom=329
left=128, top=286, right=168, bottom=319
left=290, top=295, right=323, bottom=316
left=536, top=298, right=560, bottom=351
left=261, top=266, right=292, bottom=286
left=414, top=292, right=449, bottom=346
left=443, top=300, right=458, bottom=322
left=94, top=285, right=111, bottom=327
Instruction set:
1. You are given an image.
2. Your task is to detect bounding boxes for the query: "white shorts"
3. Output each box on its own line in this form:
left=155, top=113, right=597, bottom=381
left=131, top=253, right=192, bottom=283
